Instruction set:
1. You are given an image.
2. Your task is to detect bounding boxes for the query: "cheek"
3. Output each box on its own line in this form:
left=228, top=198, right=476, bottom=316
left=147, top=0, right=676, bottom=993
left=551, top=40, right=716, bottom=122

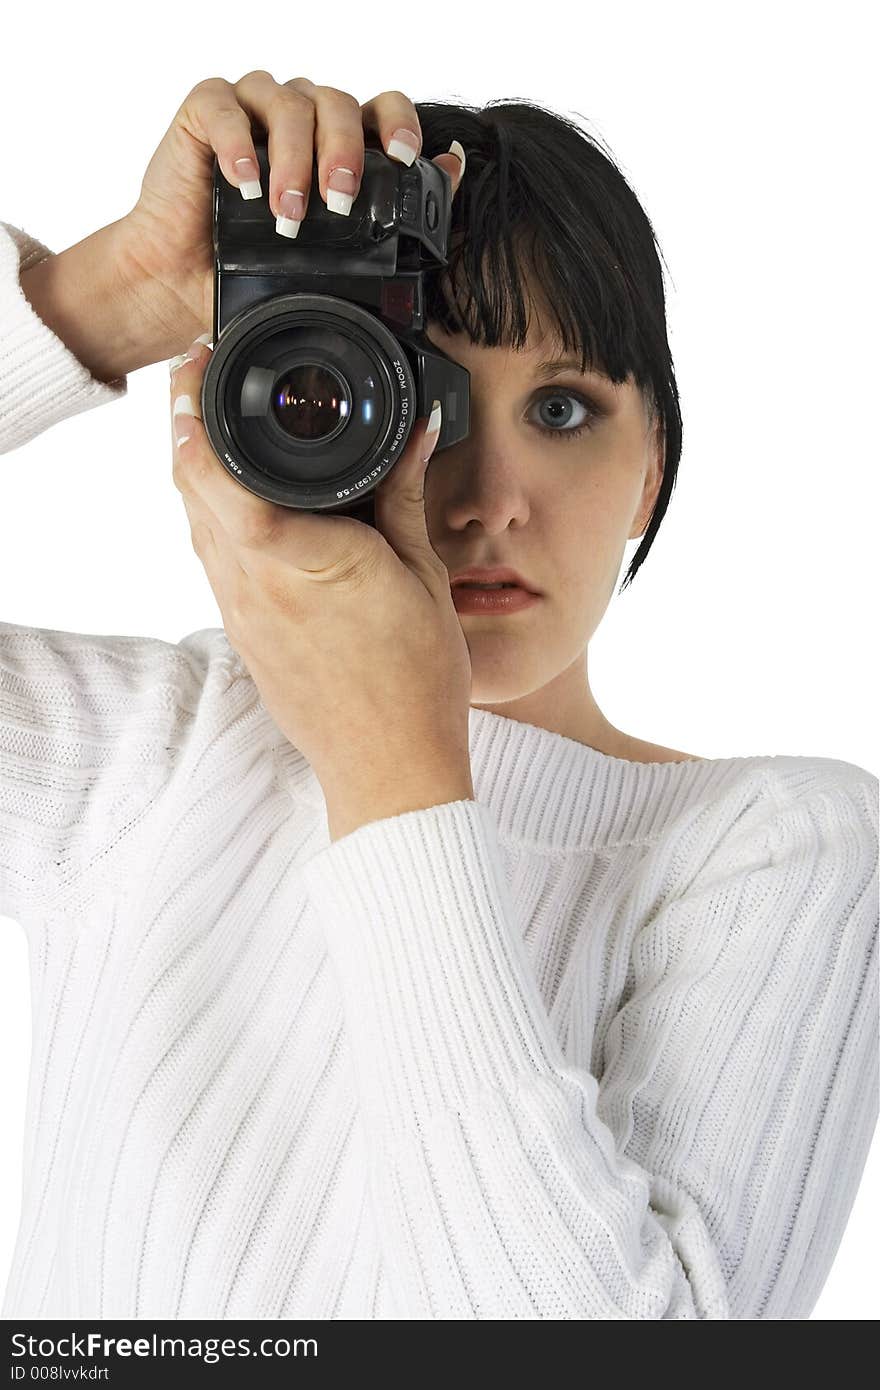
left=554, top=483, right=627, bottom=566
left=576, top=458, right=645, bottom=539
left=547, top=482, right=634, bottom=611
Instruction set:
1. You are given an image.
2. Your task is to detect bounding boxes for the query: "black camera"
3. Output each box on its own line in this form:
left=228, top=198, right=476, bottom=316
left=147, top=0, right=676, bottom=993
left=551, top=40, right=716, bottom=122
left=200, top=137, right=470, bottom=529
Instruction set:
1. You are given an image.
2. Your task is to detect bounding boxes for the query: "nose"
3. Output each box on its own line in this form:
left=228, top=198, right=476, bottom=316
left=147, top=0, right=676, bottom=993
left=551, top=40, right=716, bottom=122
left=432, top=438, right=531, bottom=535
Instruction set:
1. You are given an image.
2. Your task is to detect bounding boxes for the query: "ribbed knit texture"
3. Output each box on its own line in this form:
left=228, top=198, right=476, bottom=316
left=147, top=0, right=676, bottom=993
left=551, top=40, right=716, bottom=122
left=1, top=217, right=878, bottom=1320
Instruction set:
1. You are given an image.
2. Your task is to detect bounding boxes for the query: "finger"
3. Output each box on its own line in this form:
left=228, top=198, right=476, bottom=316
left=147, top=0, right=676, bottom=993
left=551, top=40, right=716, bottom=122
left=170, top=344, right=274, bottom=561
left=180, top=490, right=219, bottom=571
left=304, top=83, right=368, bottom=217
left=360, top=89, right=422, bottom=168
left=175, top=427, right=250, bottom=630
left=359, top=92, right=465, bottom=198
left=170, top=344, right=357, bottom=576
left=179, top=488, right=251, bottom=654
left=372, top=404, right=445, bottom=587
left=432, top=143, right=467, bottom=197
left=234, top=72, right=317, bottom=229
left=181, top=75, right=272, bottom=201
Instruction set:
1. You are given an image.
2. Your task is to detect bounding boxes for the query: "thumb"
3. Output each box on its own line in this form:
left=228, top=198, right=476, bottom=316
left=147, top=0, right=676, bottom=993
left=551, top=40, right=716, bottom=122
left=372, top=401, right=443, bottom=581
left=431, top=140, right=467, bottom=197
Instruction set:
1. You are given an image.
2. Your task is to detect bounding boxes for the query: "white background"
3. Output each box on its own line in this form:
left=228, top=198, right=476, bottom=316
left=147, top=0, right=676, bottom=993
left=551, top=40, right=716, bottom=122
left=1, top=0, right=877, bottom=1319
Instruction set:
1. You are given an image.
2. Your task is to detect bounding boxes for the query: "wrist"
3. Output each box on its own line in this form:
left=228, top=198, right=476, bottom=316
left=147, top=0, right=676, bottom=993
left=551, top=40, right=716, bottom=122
left=324, top=764, right=475, bottom=843
left=18, top=218, right=187, bottom=381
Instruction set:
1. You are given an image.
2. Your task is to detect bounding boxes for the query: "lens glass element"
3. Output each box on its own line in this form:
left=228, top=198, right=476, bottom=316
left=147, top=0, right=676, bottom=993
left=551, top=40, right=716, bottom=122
left=215, top=307, right=414, bottom=505
left=271, top=362, right=350, bottom=442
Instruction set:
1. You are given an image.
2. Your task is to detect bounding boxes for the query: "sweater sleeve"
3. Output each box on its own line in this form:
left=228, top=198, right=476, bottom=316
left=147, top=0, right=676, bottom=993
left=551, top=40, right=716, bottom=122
left=0, top=219, right=152, bottom=929
left=299, top=766, right=879, bottom=1319
left=0, top=620, right=223, bottom=930
left=0, top=219, right=126, bottom=455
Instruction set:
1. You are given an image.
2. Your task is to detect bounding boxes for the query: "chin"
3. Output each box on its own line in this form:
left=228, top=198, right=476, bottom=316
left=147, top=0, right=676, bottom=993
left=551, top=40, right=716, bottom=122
left=468, top=670, right=541, bottom=706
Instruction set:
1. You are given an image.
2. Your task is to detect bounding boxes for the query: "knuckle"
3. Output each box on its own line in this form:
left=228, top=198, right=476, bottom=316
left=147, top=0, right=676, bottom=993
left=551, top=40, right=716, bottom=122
left=189, top=520, right=210, bottom=557
left=213, top=104, right=248, bottom=124
left=316, top=84, right=360, bottom=112
left=269, top=87, right=311, bottom=117
left=172, top=446, right=197, bottom=489
left=188, top=454, right=211, bottom=487
left=236, top=68, right=274, bottom=86
left=189, top=76, right=227, bottom=100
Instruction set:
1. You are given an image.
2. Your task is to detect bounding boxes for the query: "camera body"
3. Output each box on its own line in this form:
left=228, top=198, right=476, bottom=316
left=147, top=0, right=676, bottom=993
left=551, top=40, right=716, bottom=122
left=200, top=137, right=470, bottom=529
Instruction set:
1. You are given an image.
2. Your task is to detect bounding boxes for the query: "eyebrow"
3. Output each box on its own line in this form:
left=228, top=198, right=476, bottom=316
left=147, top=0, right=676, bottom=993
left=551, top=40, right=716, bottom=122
left=536, top=356, right=608, bottom=381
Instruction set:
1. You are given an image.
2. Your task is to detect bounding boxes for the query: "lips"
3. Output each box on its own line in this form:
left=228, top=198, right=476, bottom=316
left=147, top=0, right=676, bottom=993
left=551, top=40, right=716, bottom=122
left=449, top=565, right=540, bottom=594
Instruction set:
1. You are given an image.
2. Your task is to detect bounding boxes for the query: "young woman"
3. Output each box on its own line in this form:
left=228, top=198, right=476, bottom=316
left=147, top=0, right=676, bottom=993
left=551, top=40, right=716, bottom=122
left=0, top=73, right=876, bottom=1321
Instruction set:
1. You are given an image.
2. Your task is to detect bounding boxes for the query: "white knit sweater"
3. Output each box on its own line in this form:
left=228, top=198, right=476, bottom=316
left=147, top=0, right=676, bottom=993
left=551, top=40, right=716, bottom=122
left=0, top=217, right=877, bottom=1321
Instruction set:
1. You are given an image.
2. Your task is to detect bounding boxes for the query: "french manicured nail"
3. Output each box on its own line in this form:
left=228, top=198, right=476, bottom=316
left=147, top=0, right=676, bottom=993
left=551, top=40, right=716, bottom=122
left=422, top=400, right=442, bottom=462
left=448, top=140, right=466, bottom=181
left=234, top=157, right=262, bottom=200
left=327, top=167, right=357, bottom=216
left=276, top=188, right=306, bottom=239
left=169, top=335, right=212, bottom=377
left=386, top=127, right=419, bottom=166
left=173, top=393, right=197, bottom=446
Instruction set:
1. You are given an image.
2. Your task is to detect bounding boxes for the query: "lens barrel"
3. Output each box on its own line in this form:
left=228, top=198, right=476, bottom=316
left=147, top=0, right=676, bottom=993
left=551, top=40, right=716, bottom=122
left=201, top=293, right=416, bottom=512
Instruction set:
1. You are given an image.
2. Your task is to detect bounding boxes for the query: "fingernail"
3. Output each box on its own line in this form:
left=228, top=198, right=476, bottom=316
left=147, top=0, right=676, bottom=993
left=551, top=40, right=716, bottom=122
left=327, top=167, right=358, bottom=216
left=173, top=393, right=196, bottom=446
left=172, top=339, right=208, bottom=375
left=448, top=140, right=467, bottom=181
left=422, top=399, right=442, bottom=462
left=386, top=127, right=419, bottom=166
left=276, top=188, right=306, bottom=239
left=234, top=157, right=262, bottom=200
left=183, top=335, right=211, bottom=362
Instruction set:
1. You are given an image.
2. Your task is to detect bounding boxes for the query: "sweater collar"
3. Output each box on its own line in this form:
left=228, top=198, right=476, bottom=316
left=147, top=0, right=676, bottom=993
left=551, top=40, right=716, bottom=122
left=272, top=694, right=773, bottom=853
left=463, top=705, right=776, bottom=850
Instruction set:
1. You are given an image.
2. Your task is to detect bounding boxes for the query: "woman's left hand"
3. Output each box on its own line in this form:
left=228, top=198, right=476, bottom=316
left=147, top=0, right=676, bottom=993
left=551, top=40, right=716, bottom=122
left=169, top=339, right=475, bottom=836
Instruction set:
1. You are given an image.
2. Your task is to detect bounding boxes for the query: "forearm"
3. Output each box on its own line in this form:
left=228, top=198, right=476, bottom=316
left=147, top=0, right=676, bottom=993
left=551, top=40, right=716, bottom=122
left=18, top=218, right=180, bottom=382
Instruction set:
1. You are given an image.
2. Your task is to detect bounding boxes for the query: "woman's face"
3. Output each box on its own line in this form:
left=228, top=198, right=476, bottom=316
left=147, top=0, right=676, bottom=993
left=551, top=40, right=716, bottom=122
left=422, top=304, right=664, bottom=739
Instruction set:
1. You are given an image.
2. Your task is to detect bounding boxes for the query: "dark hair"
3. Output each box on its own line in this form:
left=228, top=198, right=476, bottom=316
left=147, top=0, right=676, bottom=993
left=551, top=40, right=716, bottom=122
left=413, top=97, right=683, bottom=594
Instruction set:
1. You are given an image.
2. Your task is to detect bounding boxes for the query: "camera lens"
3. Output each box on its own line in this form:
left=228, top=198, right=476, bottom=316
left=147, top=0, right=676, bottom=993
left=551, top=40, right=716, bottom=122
left=271, top=362, right=350, bottom=442
left=201, top=294, right=417, bottom=512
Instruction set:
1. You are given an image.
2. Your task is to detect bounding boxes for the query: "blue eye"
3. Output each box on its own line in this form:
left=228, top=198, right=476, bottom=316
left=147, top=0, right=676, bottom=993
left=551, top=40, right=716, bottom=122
left=531, top=389, right=600, bottom=442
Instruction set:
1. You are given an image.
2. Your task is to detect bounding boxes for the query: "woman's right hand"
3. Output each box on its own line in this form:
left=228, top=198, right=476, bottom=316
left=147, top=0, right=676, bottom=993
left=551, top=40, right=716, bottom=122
left=115, top=72, right=466, bottom=362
